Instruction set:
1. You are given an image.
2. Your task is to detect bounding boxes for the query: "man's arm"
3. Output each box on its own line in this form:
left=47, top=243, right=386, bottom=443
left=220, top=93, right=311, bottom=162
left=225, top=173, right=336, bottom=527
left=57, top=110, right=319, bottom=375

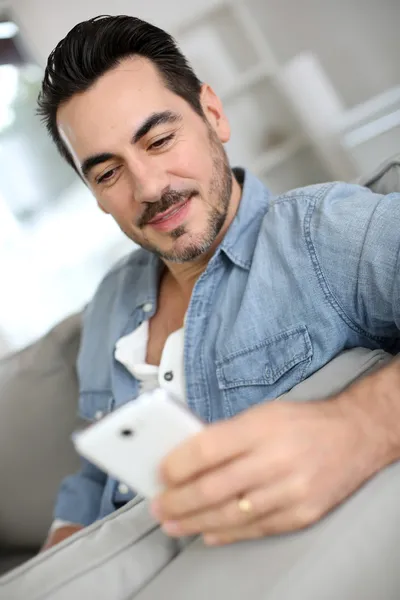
left=309, top=182, right=400, bottom=341
left=42, top=254, right=127, bottom=550
left=41, top=523, right=84, bottom=552
left=148, top=185, right=400, bottom=544
left=337, top=355, right=400, bottom=471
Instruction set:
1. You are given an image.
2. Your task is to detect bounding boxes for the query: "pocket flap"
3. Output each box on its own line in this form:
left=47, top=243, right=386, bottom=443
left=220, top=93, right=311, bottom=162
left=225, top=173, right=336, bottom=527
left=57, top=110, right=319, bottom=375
left=216, top=325, right=312, bottom=389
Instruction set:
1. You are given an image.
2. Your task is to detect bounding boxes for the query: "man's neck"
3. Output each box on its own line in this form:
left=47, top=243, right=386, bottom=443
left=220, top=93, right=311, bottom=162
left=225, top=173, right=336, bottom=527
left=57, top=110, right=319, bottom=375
left=163, top=175, right=242, bottom=296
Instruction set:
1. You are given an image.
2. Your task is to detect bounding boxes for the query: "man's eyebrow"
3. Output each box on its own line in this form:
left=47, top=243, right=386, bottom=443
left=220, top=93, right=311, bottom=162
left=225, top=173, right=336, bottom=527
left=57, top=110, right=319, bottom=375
left=81, top=152, right=115, bottom=179
left=80, top=111, right=181, bottom=179
left=132, top=111, right=182, bottom=144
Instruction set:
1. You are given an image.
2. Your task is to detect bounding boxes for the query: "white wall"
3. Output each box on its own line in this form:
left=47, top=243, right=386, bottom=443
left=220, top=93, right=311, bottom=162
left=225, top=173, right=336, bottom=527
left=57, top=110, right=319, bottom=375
left=10, top=0, right=220, bottom=66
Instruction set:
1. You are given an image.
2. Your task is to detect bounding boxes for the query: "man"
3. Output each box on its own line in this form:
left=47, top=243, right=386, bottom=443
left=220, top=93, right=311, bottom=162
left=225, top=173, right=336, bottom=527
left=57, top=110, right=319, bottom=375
left=38, top=15, right=400, bottom=551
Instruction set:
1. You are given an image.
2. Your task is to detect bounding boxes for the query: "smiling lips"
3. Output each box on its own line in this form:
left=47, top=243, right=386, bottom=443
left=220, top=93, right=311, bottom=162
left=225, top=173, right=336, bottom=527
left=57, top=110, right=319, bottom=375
left=147, top=197, right=192, bottom=232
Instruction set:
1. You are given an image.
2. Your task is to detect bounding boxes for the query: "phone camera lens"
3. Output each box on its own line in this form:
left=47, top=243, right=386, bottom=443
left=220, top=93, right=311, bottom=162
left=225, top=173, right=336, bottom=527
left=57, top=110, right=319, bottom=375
left=120, top=428, right=134, bottom=437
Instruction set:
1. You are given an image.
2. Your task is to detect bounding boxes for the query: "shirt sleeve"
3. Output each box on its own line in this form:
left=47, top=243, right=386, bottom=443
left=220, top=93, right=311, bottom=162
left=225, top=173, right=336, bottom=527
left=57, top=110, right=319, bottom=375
left=53, top=456, right=107, bottom=526
left=309, top=182, right=400, bottom=344
left=51, top=243, right=134, bottom=524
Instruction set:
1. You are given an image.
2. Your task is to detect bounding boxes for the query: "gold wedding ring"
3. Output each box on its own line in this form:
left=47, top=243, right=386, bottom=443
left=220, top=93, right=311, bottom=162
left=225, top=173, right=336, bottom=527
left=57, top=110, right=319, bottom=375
left=237, top=496, right=253, bottom=514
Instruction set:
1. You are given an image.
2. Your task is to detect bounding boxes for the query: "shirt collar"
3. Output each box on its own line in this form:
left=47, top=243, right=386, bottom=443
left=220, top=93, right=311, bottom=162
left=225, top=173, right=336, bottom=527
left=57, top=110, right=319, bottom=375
left=219, top=168, right=272, bottom=270
left=119, top=168, right=271, bottom=318
left=115, top=249, right=160, bottom=323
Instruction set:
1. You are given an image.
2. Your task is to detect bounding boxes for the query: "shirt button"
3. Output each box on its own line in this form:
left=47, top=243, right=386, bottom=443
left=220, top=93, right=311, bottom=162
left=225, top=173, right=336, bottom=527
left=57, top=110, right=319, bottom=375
left=142, top=302, right=153, bottom=313
left=94, top=410, right=104, bottom=420
left=164, top=371, right=174, bottom=382
left=118, top=483, right=130, bottom=495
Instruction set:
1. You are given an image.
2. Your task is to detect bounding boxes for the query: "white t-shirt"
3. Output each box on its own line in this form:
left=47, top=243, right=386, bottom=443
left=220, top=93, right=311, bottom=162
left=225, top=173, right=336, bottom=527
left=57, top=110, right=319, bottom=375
left=114, top=319, right=186, bottom=401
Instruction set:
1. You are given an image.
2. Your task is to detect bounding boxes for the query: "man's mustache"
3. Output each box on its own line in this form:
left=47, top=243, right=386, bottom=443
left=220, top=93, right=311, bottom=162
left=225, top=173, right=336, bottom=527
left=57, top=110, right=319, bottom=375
left=137, top=190, right=197, bottom=228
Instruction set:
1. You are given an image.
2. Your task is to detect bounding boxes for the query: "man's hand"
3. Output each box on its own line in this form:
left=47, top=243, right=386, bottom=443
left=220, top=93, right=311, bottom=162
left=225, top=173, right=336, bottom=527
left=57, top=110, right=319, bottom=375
left=40, top=524, right=84, bottom=552
left=151, top=388, right=392, bottom=546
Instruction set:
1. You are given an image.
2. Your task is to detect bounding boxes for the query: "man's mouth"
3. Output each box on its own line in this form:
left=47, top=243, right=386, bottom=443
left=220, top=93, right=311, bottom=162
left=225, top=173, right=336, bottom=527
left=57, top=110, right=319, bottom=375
left=148, top=197, right=190, bottom=225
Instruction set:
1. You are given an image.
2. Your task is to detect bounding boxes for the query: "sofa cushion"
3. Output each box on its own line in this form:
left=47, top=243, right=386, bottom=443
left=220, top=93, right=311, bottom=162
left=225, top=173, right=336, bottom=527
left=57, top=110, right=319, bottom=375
left=0, top=497, right=188, bottom=600
left=360, top=155, right=400, bottom=194
left=0, top=313, right=83, bottom=550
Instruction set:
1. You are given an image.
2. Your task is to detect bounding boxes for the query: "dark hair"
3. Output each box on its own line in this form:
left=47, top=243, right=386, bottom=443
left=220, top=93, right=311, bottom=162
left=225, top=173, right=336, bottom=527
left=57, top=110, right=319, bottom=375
left=37, top=15, right=203, bottom=171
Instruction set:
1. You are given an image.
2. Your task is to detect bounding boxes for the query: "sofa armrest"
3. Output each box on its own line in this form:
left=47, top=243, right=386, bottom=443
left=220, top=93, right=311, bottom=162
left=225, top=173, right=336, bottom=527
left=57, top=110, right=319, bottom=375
left=134, top=460, right=400, bottom=600
left=133, top=347, right=398, bottom=600
left=360, top=155, right=400, bottom=194
left=0, top=313, right=83, bottom=550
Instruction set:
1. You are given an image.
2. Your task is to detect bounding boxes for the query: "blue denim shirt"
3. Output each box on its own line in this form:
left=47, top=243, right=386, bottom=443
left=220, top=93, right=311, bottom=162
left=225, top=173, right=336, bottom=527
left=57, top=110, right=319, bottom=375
left=55, top=168, right=400, bottom=525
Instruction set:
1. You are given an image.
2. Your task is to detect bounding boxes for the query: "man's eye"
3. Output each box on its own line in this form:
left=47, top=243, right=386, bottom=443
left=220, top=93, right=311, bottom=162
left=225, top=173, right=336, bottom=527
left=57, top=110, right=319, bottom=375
left=149, top=134, right=175, bottom=150
left=96, top=168, right=117, bottom=184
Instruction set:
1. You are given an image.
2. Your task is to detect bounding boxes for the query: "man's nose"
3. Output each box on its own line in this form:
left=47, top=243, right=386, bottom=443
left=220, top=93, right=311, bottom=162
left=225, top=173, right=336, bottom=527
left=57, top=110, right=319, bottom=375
left=128, top=156, right=169, bottom=204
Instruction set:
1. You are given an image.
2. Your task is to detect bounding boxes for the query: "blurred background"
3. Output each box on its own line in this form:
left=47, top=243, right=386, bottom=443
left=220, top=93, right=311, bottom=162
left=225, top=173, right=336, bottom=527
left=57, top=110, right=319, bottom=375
left=0, top=0, right=399, bottom=354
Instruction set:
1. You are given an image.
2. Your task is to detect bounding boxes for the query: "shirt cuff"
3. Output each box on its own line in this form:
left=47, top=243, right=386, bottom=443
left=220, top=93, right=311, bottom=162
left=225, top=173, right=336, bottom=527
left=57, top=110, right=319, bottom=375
left=49, top=518, right=75, bottom=533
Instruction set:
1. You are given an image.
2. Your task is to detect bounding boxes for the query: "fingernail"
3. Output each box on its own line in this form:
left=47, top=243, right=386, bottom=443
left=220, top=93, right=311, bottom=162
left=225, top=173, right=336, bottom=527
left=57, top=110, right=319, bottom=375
left=161, top=521, right=182, bottom=535
left=150, top=500, right=161, bottom=519
left=203, top=534, right=220, bottom=546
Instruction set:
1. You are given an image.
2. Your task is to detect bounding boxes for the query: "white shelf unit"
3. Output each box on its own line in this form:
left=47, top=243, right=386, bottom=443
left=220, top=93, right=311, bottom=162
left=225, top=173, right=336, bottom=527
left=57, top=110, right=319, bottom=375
left=173, top=0, right=400, bottom=192
left=173, top=0, right=328, bottom=192
left=338, top=86, right=400, bottom=176
left=173, top=0, right=333, bottom=193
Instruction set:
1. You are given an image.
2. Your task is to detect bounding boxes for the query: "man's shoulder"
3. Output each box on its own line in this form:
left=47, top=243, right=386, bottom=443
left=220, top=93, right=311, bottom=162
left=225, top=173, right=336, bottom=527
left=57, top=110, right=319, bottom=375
left=259, top=178, right=400, bottom=282
left=272, top=181, right=336, bottom=203
left=254, top=179, right=400, bottom=267
left=271, top=180, right=374, bottom=209
left=263, top=180, right=395, bottom=231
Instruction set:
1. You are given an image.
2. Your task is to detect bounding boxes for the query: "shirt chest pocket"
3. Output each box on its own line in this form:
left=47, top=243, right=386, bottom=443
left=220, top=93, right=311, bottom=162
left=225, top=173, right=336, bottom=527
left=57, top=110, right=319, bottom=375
left=216, top=325, right=313, bottom=416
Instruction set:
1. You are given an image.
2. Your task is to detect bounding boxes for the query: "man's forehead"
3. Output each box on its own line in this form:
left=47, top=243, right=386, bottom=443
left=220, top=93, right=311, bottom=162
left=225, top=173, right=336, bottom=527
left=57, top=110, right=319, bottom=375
left=58, top=57, right=164, bottom=119
left=57, top=57, right=174, bottom=155
left=97, top=55, right=164, bottom=89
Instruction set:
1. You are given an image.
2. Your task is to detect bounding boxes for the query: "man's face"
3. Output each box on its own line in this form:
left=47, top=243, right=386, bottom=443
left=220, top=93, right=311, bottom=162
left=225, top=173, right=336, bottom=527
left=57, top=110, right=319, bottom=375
left=57, top=57, right=233, bottom=262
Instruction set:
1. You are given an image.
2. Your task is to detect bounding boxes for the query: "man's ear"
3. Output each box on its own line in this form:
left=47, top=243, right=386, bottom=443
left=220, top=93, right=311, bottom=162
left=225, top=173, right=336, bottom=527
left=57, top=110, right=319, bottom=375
left=199, top=84, right=231, bottom=143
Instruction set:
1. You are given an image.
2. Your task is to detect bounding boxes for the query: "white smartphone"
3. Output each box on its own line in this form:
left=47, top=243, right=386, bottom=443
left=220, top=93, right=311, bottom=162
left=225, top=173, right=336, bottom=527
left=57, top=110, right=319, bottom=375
left=73, top=388, right=204, bottom=498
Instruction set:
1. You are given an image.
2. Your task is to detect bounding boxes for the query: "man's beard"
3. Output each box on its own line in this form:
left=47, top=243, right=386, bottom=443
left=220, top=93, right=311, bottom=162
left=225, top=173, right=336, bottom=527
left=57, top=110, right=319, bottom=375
left=132, top=128, right=233, bottom=263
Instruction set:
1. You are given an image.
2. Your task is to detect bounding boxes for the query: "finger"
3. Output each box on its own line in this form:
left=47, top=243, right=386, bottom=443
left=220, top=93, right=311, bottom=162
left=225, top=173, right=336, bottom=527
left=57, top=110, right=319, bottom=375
left=201, top=477, right=328, bottom=545
left=161, top=496, right=252, bottom=536
left=160, top=413, right=258, bottom=486
left=155, top=448, right=278, bottom=520
left=160, top=477, right=297, bottom=536
left=202, top=506, right=314, bottom=546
